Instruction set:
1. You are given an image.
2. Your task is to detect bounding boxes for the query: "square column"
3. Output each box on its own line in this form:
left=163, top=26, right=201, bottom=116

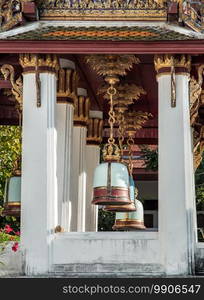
left=85, top=111, right=103, bottom=232
left=155, top=55, right=197, bottom=275
left=70, top=88, right=90, bottom=232
left=56, top=59, right=78, bottom=232
left=20, top=54, right=59, bottom=275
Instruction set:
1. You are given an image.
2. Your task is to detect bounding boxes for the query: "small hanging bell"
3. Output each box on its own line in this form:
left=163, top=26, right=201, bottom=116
left=3, top=170, right=21, bottom=217
left=103, top=176, right=136, bottom=212
left=92, top=162, right=131, bottom=206
left=112, top=188, right=146, bottom=230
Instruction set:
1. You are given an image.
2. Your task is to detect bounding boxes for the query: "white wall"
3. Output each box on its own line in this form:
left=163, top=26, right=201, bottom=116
left=0, top=243, right=23, bottom=277
left=51, top=232, right=162, bottom=275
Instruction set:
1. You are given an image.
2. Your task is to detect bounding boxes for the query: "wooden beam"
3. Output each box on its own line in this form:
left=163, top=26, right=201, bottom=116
left=0, top=40, right=204, bottom=54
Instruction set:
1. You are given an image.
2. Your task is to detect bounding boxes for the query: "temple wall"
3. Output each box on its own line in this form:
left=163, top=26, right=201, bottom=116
left=51, top=232, right=163, bottom=275
left=1, top=240, right=204, bottom=276
left=0, top=243, right=23, bottom=277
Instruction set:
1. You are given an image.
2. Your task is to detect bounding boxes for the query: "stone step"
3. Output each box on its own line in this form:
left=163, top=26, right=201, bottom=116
left=52, top=263, right=165, bottom=276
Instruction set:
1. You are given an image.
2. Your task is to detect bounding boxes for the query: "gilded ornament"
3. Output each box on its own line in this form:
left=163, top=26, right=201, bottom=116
left=124, top=111, right=152, bottom=135
left=0, top=0, right=33, bottom=32
left=74, top=95, right=90, bottom=126
left=154, top=54, right=191, bottom=73
left=19, top=54, right=59, bottom=72
left=57, top=67, right=79, bottom=104
left=189, top=65, right=204, bottom=170
left=154, top=54, right=174, bottom=73
left=85, top=55, right=139, bottom=81
left=1, top=64, right=23, bottom=112
left=36, top=0, right=167, bottom=21
left=154, top=54, right=191, bottom=108
left=98, top=83, right=146, bottom=112
left=190, top=77, right=202, bottom=126
left=87, top=118, right=103, bottom=145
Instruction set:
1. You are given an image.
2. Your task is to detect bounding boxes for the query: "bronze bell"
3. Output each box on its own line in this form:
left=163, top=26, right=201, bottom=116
left=92, top=162, right=131, bottom=206
left=104, top=176, right=136, bottom=212
left=3, top=169, right=21, bottom=217
left=112, top=189, right=146, bottom=231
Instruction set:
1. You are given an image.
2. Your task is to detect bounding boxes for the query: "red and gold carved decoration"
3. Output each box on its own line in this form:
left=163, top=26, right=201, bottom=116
left=19, top=53, right=59, bottom=74
left=0, top=0, right=35, bottom=32
left=57, top=67, right=79, bottom=105
left=154, top=54, right=191, bottom=108
left=124, top=111, right=152, bottom=137
left=190, top=65, right=204, bottom=170
left=154, top=54, right=191, bottom=77
left=74, top=95, right=90, bottom=127
left=36, top=0, right=167, bottom=21
left=1, top=64, right=23, bottom=113
left=86, top=118, right=103, bottom=146
left=99, top=83, right=146, bottom=113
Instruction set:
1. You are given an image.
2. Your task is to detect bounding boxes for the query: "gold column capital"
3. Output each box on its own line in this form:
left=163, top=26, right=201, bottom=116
left=86, top=118, right=103, bottom=146
left=74, top=95, right=90, bottom=127
left=154, top=54, right=191, bottom=77
left=19, top=54, right=59, bottom=74
left=57, top=67, right=79, bottom=105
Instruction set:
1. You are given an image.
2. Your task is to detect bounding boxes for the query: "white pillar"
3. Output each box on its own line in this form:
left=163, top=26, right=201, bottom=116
left=20, top=54, right=58, bottom=275
left=85, top=111, right=103, bottom=232
left=56, top=59, right=77, bottom=231
left=155, top=55, right=196, bottom=275
left=56, top=104, right=73, bottom=231
left=70, top=88, right=90, bottom=232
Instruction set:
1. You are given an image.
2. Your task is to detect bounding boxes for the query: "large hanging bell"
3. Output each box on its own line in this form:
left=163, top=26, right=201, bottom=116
left=92, top=162, right=131, bottom=206
left=3, top=173, right=21, bottom=217
left=103, top=176, right=136, bottom=212
left=112, top=190, right=146, bottom=230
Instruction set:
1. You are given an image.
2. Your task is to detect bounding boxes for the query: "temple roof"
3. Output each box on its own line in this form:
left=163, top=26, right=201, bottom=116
left=0, top=1, right=203, bottom=40
left=1, top=22, right=202, bottom=41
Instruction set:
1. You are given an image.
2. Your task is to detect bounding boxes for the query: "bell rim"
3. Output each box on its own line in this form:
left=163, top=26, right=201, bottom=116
left=92, top=198, right=131, bottom=206
left=2, top=204, right=21, bottom=217
left=103, top=204, right=136, bottom=212
left=113, top=220, right=146, bottom=230
left=113, top=224, right=146, bottom=230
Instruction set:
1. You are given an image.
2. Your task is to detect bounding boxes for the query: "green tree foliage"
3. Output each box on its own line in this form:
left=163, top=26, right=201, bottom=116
left=98, top=209, right=115, bottom=232
left=195, top=158, right=204, bottom=211
left=0, top=126, right=21, bottom=231
left=140, top=145, right=158, bottom=171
